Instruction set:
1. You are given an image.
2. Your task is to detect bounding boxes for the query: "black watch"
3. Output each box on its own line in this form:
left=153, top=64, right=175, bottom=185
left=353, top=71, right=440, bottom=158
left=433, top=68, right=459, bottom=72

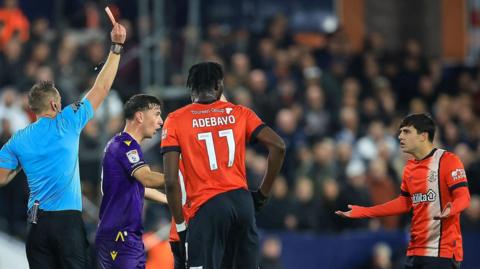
left=110, top=42, right=124, bottom=55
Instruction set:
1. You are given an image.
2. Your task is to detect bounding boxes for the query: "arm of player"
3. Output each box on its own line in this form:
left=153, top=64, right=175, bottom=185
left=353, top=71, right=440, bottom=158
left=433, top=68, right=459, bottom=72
left=335, top=195, right=412, bottom=218
left=435, top=186, right=470, bottom=219
left=133, top=165, right=165, bottom=188
left=255, top=127, right=286, bottom=196
left=84, top=23, right=126, bottom=111
left=0, top=167, right=22, bottom=187
left=164, top=151, right=184, bottom=225
left=144, top=188, right=168, bottom=204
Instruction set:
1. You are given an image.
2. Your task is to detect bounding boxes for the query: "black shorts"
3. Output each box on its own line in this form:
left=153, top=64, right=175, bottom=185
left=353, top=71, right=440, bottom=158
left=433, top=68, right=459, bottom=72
left=26, top=210, right=89, bottom=269
left=186, top=188, right=259, bottom=269
left=405, top=256, right=461, bottom=269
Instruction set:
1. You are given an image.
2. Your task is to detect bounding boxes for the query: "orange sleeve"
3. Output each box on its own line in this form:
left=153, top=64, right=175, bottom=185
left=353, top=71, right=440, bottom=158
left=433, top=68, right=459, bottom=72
left=442, top=153, right=468, bottom=190
left=450, top=185, right=471, bottom=215
left=439, top=153, right=470, bottom=215
left=350, top=195, right=412, bottom=218
left=160, top=115, right=180, bottom=154
left=400, top=168, right=410, bottom=197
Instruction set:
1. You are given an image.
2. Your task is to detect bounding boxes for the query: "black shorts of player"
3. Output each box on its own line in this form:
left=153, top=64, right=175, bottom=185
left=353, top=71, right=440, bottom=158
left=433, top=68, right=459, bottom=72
left=26, top=210, right=89, bottom=269
left=170, top=241, right=186, bottom=269
left=405, top=256, right=461, bottom=269
left=186, top=188, right=259, bottom=269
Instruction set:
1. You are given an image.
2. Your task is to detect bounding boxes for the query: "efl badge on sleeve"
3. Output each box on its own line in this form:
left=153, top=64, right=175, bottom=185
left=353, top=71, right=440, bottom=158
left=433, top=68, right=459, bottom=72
left=126, top=149, right=140, bottom=163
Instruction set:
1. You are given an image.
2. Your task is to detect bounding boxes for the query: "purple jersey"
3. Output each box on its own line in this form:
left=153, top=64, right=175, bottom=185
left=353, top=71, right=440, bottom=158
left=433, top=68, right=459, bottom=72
left=97, top=132, right=146, bottom=238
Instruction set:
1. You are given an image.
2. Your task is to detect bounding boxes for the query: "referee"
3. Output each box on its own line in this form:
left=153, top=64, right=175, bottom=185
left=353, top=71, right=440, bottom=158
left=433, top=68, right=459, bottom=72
left=0, top=23, right=126, bottom=268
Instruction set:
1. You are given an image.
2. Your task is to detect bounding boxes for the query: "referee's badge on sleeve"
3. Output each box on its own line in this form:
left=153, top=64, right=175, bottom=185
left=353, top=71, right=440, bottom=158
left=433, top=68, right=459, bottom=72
left=71, top=101, right=84, bottom=113
left=126, top=149, right=140, bottom=163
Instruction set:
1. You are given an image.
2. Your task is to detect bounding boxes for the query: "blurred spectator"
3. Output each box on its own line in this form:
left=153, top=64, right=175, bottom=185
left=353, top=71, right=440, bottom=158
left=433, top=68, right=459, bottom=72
left=257, top=176, right=290, bottom=230
left=259, top=236, right=284, bottom=269
left=302, top=84, right=330, bottom=140
left=0, top=39, right=23, bottom=86
left=338, top=160, right=371, bottom=230
left=366, top=158, right=400, bottom=230
left=355, top=120, right=397, bottom=163
left=0, top=87, right=30, bottom=133
left=462, top=195, right=480, bottom=231
left=0, top=117, right=27, bottom=239
left=275, top=108, right=306, bottom=186
left=249, top=69, right=278, bottom=125
left=317, top=179, right=345, bottom=232
left=369, top=242, right=393, bottom=269
left=29, top=17, right=54, bottom=44
left=335, top=142, right=353, bottom=182
left=0, top=0, right=29, bottom=49
left=54, top=34, right=81, bottom=104
left=79, top=120, right=102, bottom=201
left=93, top=90, right=124, bottom=138
left=285, top=177, right=317, bottom=231
left=336, top=106, right=360, bottom=145
left=307, top=138, right=337, bottom=185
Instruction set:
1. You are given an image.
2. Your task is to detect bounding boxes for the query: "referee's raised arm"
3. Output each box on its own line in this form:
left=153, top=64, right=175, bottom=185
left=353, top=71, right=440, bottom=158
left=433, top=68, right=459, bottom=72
left=84, top=22, right=126, bottom=111
left=0, top=21, right=127, bottom=269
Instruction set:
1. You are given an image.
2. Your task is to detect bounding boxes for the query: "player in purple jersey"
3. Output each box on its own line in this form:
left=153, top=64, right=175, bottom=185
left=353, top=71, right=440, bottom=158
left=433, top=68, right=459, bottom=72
left=96, top=94, right=166, bottom=269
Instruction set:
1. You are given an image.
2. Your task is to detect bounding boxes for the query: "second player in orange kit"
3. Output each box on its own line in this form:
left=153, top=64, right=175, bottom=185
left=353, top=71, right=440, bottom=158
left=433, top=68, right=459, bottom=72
left=336, top=113, right=470, bottom=269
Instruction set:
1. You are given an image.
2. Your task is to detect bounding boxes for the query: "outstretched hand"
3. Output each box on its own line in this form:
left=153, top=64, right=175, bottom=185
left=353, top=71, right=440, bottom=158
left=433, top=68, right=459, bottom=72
left=434, top=202, right=452, bottom=220
left=111, top=23, right=126, bottom=44
left=335, top=205, right=353, bottom=218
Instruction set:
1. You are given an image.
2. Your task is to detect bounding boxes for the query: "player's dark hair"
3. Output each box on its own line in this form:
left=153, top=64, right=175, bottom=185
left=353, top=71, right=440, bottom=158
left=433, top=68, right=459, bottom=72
left=124, top=94, right=162, bottom=120
left=186, top=62, right=224, bottom=94
left=28, top=81, right=59, bottom=114
left=399, top=113, right=436, bottom=142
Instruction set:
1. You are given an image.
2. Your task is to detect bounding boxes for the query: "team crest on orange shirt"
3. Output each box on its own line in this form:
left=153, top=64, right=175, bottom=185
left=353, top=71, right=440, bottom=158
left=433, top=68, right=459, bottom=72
left=428, top=171, right=438, bottom=182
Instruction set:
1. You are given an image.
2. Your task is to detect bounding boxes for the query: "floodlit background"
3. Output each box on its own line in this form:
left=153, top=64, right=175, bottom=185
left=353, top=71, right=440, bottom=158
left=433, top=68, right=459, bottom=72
left=0, top=0, right=480, bottom=268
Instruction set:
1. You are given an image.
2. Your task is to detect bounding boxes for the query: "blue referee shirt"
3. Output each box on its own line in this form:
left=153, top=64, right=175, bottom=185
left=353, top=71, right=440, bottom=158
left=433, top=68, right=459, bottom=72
left=0, top=99, right=94, bottom=211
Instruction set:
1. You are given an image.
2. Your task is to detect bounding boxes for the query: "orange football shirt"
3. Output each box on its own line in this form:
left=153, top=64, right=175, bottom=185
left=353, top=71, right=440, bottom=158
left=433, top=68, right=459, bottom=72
left=161, top=100, right=265, bottom=224
left=401, top=149, right=468, bottom=260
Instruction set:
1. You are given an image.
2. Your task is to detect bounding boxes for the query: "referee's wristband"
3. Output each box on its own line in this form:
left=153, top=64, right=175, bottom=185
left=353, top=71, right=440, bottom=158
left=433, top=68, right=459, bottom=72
left=176, top=221, right=187, bottom=232
left=110, top=42, right=124, bottom=55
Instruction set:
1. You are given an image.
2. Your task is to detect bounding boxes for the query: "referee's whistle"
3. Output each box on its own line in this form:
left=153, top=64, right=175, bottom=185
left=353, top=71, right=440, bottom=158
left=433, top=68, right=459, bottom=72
left=29, top=200, right=40, bottom=224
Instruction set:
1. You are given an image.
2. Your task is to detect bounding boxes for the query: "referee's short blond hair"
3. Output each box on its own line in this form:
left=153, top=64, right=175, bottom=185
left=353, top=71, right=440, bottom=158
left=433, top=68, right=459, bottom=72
left=28, top=81, right=59, bottom=114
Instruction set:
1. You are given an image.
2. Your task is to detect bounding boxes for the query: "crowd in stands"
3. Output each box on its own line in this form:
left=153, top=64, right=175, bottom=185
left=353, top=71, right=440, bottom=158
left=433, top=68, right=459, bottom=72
left=1, top=2, right=480, bottom=268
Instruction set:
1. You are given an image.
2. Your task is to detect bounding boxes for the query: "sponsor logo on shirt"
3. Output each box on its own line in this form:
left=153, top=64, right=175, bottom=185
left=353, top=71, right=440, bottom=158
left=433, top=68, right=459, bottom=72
left=190, top=108, right=233, bottom=114
left=451, top=168, right=466, bottom=181
left=412, top=189, right=436, bottom=204
left=126, top=149, right=140, bottom=163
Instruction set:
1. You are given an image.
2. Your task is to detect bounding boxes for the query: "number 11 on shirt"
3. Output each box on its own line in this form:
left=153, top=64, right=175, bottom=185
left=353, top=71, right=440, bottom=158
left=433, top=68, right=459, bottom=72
left=197, top=129, right=235, bottom=170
